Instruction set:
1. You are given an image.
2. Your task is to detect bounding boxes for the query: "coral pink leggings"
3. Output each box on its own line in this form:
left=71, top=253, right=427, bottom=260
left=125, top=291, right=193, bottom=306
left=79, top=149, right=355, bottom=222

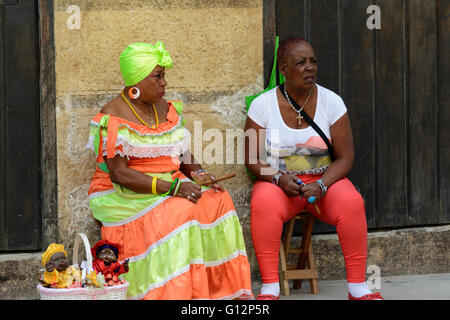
left=250, top=176, right=367, bottom=284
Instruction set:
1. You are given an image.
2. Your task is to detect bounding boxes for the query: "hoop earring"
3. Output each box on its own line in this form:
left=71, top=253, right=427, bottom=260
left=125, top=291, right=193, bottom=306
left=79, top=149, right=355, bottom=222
left=129, top=87, right=140, bottom=99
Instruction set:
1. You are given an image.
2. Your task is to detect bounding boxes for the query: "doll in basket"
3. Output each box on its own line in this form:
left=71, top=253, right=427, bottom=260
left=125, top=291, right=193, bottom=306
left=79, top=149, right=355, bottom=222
left=91, top=240, right=129, bottom=286
left=40, top=243, right=82, bottom=288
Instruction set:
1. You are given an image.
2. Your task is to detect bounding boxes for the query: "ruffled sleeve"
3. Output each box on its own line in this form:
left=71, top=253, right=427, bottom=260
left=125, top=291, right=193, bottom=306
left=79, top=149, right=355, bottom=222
left=88, top=113, right=114, bottom=172
left=86, top=101, right=187, bottom=170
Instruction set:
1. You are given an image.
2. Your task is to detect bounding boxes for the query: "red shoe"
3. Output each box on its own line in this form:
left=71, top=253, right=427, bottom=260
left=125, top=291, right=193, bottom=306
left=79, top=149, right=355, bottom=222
left=256, top=294, right=280, bottom=300
left=348, top=292, right=384, bottom=300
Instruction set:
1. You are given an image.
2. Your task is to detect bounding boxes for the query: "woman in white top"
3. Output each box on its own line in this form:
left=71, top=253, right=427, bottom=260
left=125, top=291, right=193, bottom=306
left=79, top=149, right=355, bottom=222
left=245, top=38, right=383, bottom=300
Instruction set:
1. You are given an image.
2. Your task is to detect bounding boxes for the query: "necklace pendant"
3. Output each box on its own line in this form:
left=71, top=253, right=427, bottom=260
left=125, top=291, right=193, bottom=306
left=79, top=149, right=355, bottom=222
left=297, top=113, right=303, bottom=126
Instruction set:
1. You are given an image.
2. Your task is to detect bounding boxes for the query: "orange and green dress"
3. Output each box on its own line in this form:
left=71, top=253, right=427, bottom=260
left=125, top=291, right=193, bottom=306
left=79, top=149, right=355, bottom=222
left=86, top=100, right=252, bottom=300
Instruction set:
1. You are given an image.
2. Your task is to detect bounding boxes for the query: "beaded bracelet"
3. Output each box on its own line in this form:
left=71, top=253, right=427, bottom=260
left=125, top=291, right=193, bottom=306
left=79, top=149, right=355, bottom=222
left=316, top=179, right=328, bottom=197
left=161, top=178, right=179, bottom=197
left=195, top=169, right=208, bottom=176
left=195, top=169, right=216, bottom=181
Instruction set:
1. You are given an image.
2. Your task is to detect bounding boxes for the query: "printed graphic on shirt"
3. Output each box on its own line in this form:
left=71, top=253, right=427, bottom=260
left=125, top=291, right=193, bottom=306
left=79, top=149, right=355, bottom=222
left=266, top=136, right=332, bottom=175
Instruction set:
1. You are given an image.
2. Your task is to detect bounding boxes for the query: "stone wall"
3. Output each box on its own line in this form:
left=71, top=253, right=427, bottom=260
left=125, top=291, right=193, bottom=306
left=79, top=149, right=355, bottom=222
left=53, top=0, right=263, bottom=263
left=291, top=225, right=450, bottom=281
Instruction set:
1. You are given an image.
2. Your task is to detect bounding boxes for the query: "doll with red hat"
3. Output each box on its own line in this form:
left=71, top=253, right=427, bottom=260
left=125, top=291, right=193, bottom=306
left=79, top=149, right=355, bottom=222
left=91, top=240, right=129, bottom=286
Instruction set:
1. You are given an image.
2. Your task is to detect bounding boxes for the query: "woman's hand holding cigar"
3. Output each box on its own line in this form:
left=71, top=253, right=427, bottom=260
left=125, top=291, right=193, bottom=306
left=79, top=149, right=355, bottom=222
left=191, top=171, right=237, bottom=192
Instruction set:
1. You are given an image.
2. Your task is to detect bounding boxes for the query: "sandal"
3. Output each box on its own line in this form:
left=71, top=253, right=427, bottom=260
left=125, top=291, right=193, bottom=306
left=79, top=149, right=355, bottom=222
left=256, top=294, right=280, bottom=300
left=348, top=292, right=384, bottom=300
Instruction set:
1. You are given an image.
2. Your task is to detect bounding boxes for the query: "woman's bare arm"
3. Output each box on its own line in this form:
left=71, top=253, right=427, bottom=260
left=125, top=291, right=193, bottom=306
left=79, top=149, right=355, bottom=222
left=301, top=113, right=355, bottom=199
left=105, top=156, right=172, bottom=194
left=244, top=117, right=301, bottom=197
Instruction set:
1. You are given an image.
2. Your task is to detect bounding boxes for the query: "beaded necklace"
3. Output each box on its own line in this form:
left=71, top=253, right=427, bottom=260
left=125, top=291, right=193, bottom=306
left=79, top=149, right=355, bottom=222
left=283, top=84, right=313, bottom=126
left=121, top=90, right=159, bottom=129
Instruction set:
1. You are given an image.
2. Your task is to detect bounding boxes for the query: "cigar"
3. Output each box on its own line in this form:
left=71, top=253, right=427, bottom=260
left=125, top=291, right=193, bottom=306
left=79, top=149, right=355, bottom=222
left=199, top=173, right=236, bottom=186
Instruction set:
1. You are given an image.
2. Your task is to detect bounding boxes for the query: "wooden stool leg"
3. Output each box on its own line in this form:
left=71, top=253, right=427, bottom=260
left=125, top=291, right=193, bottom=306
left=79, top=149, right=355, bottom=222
left=307, top=242, right=319, bottom=294
left=279, top=241, right=290, bottom=296
left=283, top=218, right=296, bottom=253
left=293, top=215, right=315, bottom=289
left=279, top=212, right=319, bottom=296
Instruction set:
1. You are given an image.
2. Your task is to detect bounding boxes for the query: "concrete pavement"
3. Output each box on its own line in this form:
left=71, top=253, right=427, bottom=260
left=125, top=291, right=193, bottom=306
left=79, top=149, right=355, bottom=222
left=252, top=273, right=450, bottom=300
left=3, top=272, right=449, bottom=300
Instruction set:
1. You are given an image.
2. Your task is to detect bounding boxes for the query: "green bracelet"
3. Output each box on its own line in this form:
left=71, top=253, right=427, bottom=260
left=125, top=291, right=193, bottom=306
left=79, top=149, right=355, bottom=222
left=161, top=178, right=179, bottom=196
left=172, top=179, right=182, bottom=197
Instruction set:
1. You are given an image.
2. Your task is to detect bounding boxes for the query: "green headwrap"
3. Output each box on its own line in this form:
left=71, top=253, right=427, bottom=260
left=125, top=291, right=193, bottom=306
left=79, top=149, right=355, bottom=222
left=119, top=42, right=173, bottom=86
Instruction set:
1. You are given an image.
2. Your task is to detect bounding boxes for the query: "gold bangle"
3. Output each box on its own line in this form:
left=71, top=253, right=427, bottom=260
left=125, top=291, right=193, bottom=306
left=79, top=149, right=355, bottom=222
left=152, top=177, right=158, bottom=194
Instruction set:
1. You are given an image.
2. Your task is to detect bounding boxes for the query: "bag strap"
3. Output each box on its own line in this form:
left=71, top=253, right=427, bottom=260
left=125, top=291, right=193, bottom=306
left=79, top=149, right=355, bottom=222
left=279, top=83, right=335, bottom=161
left=279, top=84, right=367, bottom=200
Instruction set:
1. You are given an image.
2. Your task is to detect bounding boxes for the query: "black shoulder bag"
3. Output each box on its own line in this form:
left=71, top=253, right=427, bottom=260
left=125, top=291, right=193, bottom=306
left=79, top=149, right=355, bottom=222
left=279, top=83, right=364, bottom=200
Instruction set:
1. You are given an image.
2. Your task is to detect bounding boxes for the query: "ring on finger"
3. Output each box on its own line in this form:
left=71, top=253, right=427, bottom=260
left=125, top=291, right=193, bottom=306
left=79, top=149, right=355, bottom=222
left=191, top=192, right=196, bottom=198
left=187, top=195, right=192, bottom=201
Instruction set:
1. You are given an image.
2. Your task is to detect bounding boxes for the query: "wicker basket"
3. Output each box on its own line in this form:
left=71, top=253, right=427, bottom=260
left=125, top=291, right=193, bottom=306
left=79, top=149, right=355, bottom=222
left=37, top=233, right=129, bottom=300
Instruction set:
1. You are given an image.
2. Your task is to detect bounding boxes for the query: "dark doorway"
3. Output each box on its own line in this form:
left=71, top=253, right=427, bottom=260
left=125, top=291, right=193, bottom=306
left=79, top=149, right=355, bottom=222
left=265, top=0, right=449, bottom=232
left=0, top=0, right=42, bottom=251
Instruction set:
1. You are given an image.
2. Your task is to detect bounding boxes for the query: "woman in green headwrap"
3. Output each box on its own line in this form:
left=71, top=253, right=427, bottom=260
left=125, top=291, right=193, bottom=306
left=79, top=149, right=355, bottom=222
left=86, top=42, right=252, bottom=300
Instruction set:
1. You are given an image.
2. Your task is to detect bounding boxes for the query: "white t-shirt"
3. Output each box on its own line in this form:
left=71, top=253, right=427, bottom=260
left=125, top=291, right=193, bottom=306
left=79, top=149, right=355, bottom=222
left=247, top=84, right=347, bottom=175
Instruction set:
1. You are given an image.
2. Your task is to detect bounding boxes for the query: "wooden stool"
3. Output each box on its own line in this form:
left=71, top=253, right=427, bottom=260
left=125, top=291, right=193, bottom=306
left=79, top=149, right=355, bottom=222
left=279, top=209, right=319, bottom=295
